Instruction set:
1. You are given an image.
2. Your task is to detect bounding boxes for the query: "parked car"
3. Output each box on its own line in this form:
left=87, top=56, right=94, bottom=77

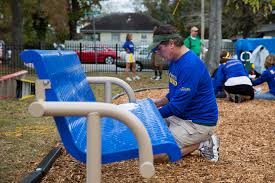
left=0, top=40, right=12, bottom=62
left=0, top=40, right=4, bottom=60
left=75, top=46, right=119, bottom=64
left=117, top=47, right=169, bottom=71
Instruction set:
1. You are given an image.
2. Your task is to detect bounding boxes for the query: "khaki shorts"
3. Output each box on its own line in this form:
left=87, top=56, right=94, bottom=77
left=166, top=116, right=215, bottom=148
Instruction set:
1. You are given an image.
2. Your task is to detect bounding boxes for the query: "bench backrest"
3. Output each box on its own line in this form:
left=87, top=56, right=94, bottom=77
left=20, top=50, right=95, bottom=160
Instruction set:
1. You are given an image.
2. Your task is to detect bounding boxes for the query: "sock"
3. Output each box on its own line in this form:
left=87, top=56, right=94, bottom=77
left=199, top=141, right=204, bottom=149
left=159, top=70, right=162, bottom=78
left=199, top=139, right=210, bottom=149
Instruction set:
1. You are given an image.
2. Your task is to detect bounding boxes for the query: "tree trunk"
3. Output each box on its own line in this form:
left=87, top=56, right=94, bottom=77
left=10, top=0, right=23, bottom=45
left=205, top=0, right=222, bottom=74
left=10, top=0, right=24, bottom=67
left=68, top=0, right=79, bottom=40
left=216, top=0, right=222, bottom=59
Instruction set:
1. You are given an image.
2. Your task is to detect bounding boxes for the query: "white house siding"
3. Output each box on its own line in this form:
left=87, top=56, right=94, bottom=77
left=98, top=32, right=153, bottom=45
left=264, top=32, right=275, bottom=37
left=65, top=32, right=154, bottom=49
left=100, top=33, right=112, bottom=42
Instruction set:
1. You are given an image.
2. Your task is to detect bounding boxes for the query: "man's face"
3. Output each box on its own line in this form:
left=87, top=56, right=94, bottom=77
left=191, top=30, right=198, bottom=37
left=156, top=41, right=175, bottom=61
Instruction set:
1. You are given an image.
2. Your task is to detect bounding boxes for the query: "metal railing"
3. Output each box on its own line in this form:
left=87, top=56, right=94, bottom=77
left=0, top=42, right=236, bottom=76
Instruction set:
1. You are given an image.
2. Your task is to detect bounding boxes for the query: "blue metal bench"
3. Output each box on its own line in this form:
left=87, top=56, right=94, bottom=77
left=20, top=50, right=181, bottom=180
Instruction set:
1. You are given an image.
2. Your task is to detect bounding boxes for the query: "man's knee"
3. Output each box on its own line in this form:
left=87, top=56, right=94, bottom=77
left=166, top=116, right=214, bottom=148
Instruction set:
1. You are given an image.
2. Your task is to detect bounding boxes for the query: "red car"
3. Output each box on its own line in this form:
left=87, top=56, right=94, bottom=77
left=76, top=47, right=118, bottom=64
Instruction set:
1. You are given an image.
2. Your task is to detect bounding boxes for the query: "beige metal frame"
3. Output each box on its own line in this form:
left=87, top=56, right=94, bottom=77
left=29, top=77, right=155, bottom=183
left=87, top=77, right=136, bottom=103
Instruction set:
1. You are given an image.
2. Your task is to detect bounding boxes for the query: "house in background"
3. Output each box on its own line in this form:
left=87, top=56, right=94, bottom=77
left=255, top=6, right=275, bottom=38
left=80, top=13, right=162, bottom=45
left=256, top=24, right=275, bottom=37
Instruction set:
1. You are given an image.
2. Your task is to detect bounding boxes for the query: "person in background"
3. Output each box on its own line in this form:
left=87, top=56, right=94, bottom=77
left=150, top=25, right=219, bottom=162
left=212, top=68, right=226, bottom=98
left=252, top=55, right=275, bottom=100
left=213, top=51, right=254, bottom=103
left=151, top=48, right=164, bottom=80
left=123, top=33, right=140, bottom=81
left=184, top=26, right=202, bottom=57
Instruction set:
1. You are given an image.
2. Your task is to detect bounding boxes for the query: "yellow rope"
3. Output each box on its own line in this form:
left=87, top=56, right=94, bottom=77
left=0, top=125, right=57, bottom=137
left=172, top=0, right=181, bottom=16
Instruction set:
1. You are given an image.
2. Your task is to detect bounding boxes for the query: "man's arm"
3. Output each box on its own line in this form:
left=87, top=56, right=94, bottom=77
left=159, top=68, right=200, bottom=118
left=152, top=97, right=169, bottom=108
left=213, top=65, right=225, bottom=94
left=252, top=70, right=269, bottom=86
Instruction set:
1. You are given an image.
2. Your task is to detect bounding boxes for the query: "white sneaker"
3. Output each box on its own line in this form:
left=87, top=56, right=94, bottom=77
left=155, top=76, right=161, bottom=80
left=151, top=76, right=157, bottom=80
left=126, top=77, right=132, bottom=81
left=199, top=134, right=220, bottom=162
left=133, top=76, right=140, bottom=80
left=255, top=88, right=262, bottom=95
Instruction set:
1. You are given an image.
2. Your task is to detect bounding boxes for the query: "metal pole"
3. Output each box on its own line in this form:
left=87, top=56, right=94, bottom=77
left=115, top=44, right=118, bottom=74
left=201, top=0, right=205, bottom=59
left=80, top=42, right=82, bottom=61
left=201, top=0, right=205, bottom=43
left=87, top=112, right=101, bottom=183
left=104, top=81, right=112, bottom=103
left=86, top=76, right=136, bottom=103
left=92, top=11, right=97, bottom=64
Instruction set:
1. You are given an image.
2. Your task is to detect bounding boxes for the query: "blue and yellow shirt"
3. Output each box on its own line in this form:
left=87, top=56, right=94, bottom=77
left=123, top=40, right=134, bottom=54
left=159, top=51, right=218, bottom=126
left=213, top=59, right=249, bottom=94
left=252, top=65, right=275, bottom=95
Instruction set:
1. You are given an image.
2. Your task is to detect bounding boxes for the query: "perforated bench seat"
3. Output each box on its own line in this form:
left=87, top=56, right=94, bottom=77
left=20, top=50, right=181, bottom=164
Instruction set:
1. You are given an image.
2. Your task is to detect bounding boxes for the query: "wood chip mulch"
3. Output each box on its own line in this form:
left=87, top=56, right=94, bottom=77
left=41, top=87, right=275, bottom=183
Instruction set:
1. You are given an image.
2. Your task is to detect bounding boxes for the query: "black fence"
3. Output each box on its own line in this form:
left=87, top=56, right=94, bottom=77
left=0, top=42, right=235, bottom=76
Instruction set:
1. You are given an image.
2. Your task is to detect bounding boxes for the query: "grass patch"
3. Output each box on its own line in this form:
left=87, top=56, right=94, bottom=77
left=0, top=71, right=168, bottom=182
left=0, top=98, right=59, bottom=183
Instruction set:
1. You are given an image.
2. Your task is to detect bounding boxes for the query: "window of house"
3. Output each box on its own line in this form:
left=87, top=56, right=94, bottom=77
left=83, top=35, right=89, bottom=40
left=141, top=40, right=147, bottom=44
left=91, top=33, right=100, bottom=41
left=141, top=34, right=147, bottom=40
left=83, top=33, right=100, bottom=41
left=111, top=33, right=120, bottom=42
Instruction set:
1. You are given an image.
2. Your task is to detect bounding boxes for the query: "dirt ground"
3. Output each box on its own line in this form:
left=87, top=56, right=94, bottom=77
left=41, top=88, right=275, bottom=183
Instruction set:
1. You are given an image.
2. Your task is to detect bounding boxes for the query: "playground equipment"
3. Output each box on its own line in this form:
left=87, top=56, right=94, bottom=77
left=16, top=79, right=35, bottom=100
left=240, top=51, right=253, bottom=73
left=236, top=38, right=275, bottom=74
left=250, top=45, right=269, bottom=75
left=20, top=50, right=181, bottom=182
left=0, top=70, right=35, bottom=100
left=235, top=38, right=275, bottom=59
left=0, top=70, right=28, bottom=99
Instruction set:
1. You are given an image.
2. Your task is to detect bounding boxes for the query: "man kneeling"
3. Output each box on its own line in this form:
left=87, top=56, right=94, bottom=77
left=150, top=25, right=219, bottom=162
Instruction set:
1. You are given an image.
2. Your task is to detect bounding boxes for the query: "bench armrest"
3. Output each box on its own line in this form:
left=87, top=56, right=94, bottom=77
left=29, top=101, right=155, bottom=180
left=86, top=76, right=136, bottom=103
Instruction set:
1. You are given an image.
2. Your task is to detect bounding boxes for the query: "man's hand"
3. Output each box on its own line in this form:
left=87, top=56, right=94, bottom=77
left=151, top=97, right=169, bottom=108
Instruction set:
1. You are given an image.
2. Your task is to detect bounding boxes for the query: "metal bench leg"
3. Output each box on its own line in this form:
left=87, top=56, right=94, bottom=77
left=87, top=112, right=101, bottom=183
